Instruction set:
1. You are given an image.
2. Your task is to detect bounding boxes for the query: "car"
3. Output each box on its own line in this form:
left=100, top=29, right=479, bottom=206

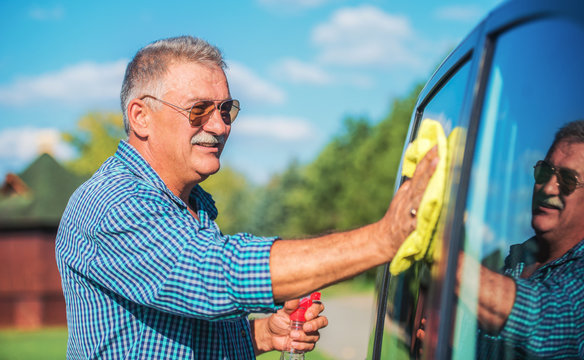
left=366, top=0, right=584, bottom=359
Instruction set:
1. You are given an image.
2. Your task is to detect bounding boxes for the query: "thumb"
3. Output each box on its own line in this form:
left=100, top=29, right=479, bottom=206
left=282, top=299, right=300, bottom=316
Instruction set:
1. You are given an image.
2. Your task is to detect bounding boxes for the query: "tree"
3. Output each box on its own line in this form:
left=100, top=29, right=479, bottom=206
left=252, top=82, right=423, bottom=238
left=246, top=160, right=310, bottom=238
left=62, top=111, right=125, bottom=176
left=199, top=166, right=256, bottom=235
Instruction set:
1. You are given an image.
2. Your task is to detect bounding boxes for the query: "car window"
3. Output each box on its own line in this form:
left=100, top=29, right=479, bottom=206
left=453, top=17, right=584, bottom=359
left=375, top=59, right=472, bottom=360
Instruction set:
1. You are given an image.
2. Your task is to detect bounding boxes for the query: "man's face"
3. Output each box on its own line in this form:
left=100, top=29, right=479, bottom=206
left=531, top=140, right=584, bottom=244
left=147, top=61, right=232, bottom=185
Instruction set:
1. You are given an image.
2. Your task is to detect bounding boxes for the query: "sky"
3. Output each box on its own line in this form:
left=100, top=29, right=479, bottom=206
left=0, top=0, right=502, bottom=184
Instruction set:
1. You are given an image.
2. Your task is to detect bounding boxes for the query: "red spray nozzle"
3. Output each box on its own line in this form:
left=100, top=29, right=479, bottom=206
left=290, top=292, right=322, bottom=322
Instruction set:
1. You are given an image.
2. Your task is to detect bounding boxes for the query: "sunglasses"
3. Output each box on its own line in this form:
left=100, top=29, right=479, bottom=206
left=141, top=95, right=240, bottom=127
left=533, top=160, right=584, bottom=195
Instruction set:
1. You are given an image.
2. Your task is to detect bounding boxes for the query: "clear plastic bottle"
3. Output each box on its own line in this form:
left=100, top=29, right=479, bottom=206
left=280, top=292, right=321, bottom=360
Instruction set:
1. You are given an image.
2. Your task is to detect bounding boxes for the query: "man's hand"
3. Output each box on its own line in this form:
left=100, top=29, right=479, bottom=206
left=251, top=299, right=328, bottom=355
left=380, top=146, right=439, bottom=259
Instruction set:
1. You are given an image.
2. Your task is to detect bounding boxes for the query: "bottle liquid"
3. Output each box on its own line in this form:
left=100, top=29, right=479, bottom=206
left=280, top=292, right=321, bottom=360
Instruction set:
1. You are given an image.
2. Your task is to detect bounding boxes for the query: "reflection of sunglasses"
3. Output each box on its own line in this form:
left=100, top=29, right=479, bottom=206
left=533, top=160, right=584, bottom=195
left=141, top=95, right=240, bottom=127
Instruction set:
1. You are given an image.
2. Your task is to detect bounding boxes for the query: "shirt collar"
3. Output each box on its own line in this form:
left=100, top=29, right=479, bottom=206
left=506, top=236, right=584, bottom=270
left=113, top=140, right=217, bottom=219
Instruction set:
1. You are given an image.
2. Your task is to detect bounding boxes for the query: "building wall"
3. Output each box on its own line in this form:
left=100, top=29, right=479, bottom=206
left=0, top=229, right=66, bottom=328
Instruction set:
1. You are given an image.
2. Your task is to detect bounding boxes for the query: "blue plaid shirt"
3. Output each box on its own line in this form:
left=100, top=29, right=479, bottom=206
left=478, top=237, right=584, bottom=359
left=56, top=141, right=278, bottom=359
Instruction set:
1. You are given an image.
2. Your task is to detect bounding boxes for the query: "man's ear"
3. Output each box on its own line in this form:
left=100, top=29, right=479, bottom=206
left=127, top=98, right=151, bottom=138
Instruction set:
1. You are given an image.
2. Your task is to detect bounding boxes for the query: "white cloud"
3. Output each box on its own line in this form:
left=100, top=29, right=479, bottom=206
left=271, top=58, right=332, bottom=85
left=226, top=61, right=286, bottom=105
left=312, top=5, right=424, bottom=69
left=0, top=127, right=75, bottom=167
left=272, top=58, right=375, bottom=88
left=29, top=5, right=65, bottom=21
left=435, top=5, right=485, bottom=23
left=0, top=60, right=127, bottom=107
left=235, top=115, right=315, bottom=141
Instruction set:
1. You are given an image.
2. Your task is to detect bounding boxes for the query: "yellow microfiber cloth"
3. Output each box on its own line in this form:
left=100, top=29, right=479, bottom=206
left=390, top=118, right=448, bottom=275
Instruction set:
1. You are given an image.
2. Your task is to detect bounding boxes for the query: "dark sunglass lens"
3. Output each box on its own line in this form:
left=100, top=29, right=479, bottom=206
left=219, top=100, right=240, bottom=124
left=559, top=169, right=579, bottom=194
left=534, top=161, right=553, bottom=184
left=189, top=101, right=215, bottom=126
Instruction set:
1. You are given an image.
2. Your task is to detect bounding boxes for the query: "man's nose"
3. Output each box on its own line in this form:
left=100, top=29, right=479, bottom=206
left=541, top=174, right=561, bottom=195
left=202, top=108, right=229, bottom=134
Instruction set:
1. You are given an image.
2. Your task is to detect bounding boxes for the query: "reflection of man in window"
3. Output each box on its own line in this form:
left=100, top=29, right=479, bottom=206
left=472, top=120, right=584, bottom=359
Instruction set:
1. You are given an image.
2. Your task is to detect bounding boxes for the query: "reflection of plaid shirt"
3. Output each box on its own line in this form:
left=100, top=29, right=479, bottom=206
left=477, top=237, right=584, bottom=359
left=56, top=140, right=277, bottom=359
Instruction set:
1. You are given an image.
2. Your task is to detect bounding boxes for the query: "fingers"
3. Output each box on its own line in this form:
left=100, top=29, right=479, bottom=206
left=413, top=145, right=439, bottom=179
left=289, top=330, right=320, bottom=351
left=303, top=312, right=328, bottom=333
left=282, top=299, right=300, bottom=315
left=409, top=145, right=439, bottom=200
left=288, top=302, right=327, bottom=352
left=304, top=302, right=325, bottom=321
left=289, top=332, right=319, bottom=352
left=288, top=315, right=327, bottom=352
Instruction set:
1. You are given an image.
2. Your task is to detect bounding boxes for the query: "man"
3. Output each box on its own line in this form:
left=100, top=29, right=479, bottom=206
left=469, top=120, right=584, bottom=359
left=56, top=36, right=437, bottom=359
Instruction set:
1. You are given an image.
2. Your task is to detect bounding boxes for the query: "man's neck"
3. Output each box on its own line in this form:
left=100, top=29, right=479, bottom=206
left=129, top=136, right=204, bottom=205
left=533, top=233, right=581, bottom=266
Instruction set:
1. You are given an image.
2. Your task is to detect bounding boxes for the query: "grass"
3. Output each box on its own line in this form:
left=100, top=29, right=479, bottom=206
left=0, top=327, right=333, bottom=360
left=0, top=327, right=67, bottom=360
left=258, top=349, right=334, bottom=360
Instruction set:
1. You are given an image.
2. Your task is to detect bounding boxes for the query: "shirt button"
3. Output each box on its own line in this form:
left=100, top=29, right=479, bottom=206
left=241, top=329, right=246, bottom=337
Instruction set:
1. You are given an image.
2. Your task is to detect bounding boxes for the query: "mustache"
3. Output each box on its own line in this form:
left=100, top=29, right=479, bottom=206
left=190, top=132, right=225, bottom=146
left=536, top=196, right=564, bottom=210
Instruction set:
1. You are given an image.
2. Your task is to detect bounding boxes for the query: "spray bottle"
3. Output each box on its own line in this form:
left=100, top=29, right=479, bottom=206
left=280, top=292, right=321, bottom=360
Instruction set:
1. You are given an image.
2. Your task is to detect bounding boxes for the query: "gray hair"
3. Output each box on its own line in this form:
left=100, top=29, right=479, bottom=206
left=547, top=120, right=584, bottom=157
left=120, top=36, right=226, bottom=135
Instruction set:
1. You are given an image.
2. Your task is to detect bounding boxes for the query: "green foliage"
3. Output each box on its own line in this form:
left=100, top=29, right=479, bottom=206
left=200, top=165, right=256, bottom=235
left=246, top=160, right=311, bottom=238
left=249, top=83, right=422, bottom=240
left=62, top=111, right=126, bottom=176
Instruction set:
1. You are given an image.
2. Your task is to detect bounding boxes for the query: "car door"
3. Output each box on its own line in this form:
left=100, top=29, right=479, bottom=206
left=367, top=1, right=584, bottom=359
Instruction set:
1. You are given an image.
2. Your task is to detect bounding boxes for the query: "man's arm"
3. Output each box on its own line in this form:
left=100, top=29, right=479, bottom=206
left=270, top=146, right=439, bottom=302
left=456, top=252, right=516, bottom=334
left=476, top=265, right=516, bottom=333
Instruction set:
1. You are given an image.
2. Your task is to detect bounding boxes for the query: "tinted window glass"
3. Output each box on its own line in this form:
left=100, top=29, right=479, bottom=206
left=376, top=60, right=472, bottom=360
left=454, top=18, right=584, bottom=359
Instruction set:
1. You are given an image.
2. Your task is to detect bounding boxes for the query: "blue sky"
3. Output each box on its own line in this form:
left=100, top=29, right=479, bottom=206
left=0, top=0, right=501, bottom=184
